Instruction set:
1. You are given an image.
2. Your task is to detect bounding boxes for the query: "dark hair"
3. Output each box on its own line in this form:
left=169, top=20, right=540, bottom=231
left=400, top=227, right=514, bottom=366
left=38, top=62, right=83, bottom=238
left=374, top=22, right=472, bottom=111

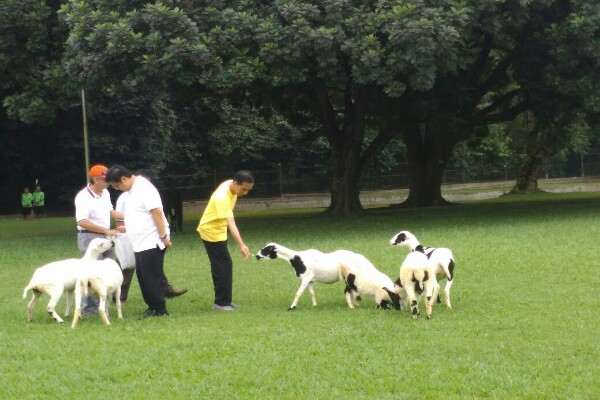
left=106, top=165, right=133, bottom=183
left=233, top=170, right=254, bottom=184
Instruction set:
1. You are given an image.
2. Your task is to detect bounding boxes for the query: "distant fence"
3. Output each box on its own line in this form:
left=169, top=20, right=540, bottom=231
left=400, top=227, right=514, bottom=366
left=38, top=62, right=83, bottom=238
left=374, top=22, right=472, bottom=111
left=157, top=160, right=600, bottom=201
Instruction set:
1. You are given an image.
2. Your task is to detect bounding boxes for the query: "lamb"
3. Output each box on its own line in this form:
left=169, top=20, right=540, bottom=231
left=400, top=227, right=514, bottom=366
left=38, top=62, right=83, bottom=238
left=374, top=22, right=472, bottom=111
left=71, top=257, right=124, bottom=329
left=255, top=243, right=343, bottom=310
left=389, top=230, right=455, bottom=309
left=338, top=259, right=401, bottom=310
left=22, top=238, right=114, bottom=324
left=393, top=251, right=440, bottom=319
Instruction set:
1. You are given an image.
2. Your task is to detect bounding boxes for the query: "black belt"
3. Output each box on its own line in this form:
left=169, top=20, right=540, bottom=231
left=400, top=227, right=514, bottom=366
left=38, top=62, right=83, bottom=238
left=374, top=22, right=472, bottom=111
left=78, top=230, right=95, bottom=234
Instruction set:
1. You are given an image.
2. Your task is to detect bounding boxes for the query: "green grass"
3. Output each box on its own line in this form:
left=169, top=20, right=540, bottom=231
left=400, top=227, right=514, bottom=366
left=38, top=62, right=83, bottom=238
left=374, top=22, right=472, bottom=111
left=2, top=192, right=600, bottom=399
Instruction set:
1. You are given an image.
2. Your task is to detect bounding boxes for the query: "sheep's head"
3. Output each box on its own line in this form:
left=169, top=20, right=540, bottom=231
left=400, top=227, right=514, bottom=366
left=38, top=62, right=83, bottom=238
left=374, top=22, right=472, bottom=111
left=90, top=238, right=114, bottom=252
left=255, top=243, right=279, bottom=260
left=389, top=231, right=417, bottom=248
left=383, top=288, right=402, bottom=311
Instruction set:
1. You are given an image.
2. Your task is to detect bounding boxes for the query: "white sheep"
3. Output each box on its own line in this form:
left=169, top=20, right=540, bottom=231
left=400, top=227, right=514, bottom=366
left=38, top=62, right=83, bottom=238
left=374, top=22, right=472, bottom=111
left=390, top=230, right=455, bottom=309
left=338, top=258, right=401, bottom=310
left=393, top=251, right=440, bottom=319
left=22, top=238, right=114, bottom=324
left=71, top=258, right=124, bottom=328
left=256, top=243, right=353, bottom=310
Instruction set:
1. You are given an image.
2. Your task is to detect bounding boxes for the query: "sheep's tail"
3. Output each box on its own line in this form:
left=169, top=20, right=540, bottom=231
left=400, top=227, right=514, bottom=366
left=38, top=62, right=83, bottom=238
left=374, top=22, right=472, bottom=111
left=411, top=269, right=427, bottom=294
left=23, top=284, right=32, bottom=299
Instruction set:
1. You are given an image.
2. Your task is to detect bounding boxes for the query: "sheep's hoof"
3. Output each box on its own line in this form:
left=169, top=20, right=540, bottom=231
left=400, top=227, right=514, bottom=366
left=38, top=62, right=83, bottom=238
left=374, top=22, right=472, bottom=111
left=287, top=306, right=296, bottom=311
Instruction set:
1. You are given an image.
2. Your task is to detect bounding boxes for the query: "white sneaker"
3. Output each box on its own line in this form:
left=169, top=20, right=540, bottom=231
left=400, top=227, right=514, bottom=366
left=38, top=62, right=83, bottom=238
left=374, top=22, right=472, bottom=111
left=212, top=304, right=234, bottom=311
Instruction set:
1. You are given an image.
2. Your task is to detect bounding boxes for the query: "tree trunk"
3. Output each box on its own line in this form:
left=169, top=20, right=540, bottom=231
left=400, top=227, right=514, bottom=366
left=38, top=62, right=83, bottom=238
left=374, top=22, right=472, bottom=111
left=327, top=148, right=363, bottom=216
left=308, top=70, right=367, bottom=217
left=398, top=123, right=451, bottom=207
left=510, top=157, right=542, bottom=193
left=510, top=129, right=553, bottom=194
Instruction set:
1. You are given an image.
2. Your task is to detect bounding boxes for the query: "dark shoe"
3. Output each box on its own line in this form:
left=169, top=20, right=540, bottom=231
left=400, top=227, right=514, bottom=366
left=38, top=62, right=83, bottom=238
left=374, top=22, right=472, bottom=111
left=165, top=288, right=188, bottom=298
left=141, top=308, right=169, bottom=318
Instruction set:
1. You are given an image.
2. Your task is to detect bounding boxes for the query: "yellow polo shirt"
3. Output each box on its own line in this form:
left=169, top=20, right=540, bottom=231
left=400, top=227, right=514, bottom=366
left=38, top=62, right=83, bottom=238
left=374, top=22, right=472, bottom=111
left=197, top=180, right=236, bottom=242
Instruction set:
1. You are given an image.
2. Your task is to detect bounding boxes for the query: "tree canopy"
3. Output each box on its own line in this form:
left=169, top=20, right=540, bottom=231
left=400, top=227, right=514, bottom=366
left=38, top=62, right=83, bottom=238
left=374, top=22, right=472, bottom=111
left=1, top=0, right=599, bottom=215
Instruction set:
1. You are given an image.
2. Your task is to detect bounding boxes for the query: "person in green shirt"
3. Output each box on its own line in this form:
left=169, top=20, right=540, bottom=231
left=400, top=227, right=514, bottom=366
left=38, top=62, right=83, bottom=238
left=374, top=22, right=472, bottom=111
left=33, top=185, right=45, bottom=217
left=21, top=186, right=34, bottom=219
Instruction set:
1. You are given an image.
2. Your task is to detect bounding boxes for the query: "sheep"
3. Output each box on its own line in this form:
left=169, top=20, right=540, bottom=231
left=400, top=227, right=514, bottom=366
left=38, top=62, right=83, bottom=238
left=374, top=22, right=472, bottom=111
left=389, top=230, right=455, bottom=309
left=71, top=257, right=124, bottom=328
left=255, top=243, right=343, bottom=310
left=256, top=243, right=374, bottom=310
left=338, top=259, right=401, bottom=310
left=393, top=251, right=440, bottom=319
left=22, top=238, right=114, bottom=324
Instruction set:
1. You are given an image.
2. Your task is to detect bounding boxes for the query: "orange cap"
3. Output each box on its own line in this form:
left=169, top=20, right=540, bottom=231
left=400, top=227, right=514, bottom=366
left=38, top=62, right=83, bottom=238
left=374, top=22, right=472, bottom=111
left=88, top=165, right=108, bottom=178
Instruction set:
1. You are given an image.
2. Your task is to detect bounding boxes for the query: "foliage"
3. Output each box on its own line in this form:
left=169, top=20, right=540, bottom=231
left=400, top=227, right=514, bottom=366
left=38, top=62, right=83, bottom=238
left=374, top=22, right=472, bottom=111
left=2, top=0, right=600, bottom=214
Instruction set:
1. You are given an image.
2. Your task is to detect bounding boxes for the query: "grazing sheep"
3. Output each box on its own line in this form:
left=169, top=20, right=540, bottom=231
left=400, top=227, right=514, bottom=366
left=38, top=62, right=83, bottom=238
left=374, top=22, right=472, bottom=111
left=338, top=260, right=401, bottom=310
left=22, top=238, right=114, bottom=324
left=71, top=258, right=124, bottom=329
left=394, top=251, right=440, bottom=319
left=256, top=243, right=356, bottom=310
left=390, top=230, right=455, bottom=309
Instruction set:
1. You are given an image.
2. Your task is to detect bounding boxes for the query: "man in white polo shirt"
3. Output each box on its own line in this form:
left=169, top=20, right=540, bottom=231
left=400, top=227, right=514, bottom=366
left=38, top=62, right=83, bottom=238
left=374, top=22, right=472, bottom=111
left=74, top=164, right=123, bottom=315
left=105, top=165, right=171, bottom=318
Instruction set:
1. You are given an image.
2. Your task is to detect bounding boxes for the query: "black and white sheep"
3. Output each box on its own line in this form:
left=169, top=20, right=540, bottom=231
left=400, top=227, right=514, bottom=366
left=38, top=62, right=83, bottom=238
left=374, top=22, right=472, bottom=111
left=71, top=257, right=124, bottom=328
left=390, top=230, right=455, bottom=309
left=393, top=251, right=440, bottom=319
left=255, top=243, right=342, bottom=310
left=22, top=238, right=114, bottom=324
left=338, top=259, right=401, bottom=310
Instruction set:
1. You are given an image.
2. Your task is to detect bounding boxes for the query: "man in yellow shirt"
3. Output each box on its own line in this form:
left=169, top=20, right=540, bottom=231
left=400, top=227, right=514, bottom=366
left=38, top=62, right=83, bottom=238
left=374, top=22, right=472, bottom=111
left=198, top=170, right=254, bottom=311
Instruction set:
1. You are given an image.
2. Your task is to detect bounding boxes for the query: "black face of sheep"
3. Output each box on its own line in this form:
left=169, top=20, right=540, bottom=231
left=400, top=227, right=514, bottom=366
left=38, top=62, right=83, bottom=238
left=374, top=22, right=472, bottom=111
left=385, top=288, right=401, bottom=310
left=390, top=232, right=408, bottom=245
left=255, top=244, right=278, bottom=260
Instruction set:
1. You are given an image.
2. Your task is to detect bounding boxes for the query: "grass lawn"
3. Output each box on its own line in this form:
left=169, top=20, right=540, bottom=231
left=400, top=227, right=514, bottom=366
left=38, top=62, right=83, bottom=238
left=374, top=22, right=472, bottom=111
left=1, top=192, right=599, bottom=399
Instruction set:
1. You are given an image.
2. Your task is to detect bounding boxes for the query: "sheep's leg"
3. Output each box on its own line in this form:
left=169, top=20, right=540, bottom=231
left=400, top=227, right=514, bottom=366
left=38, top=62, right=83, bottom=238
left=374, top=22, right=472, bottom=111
left=288, top=276, right=313, bottom=310
left=113, top=287, right=123, bottom=319
left=26, top=290, right=42, bottom=322
left=307, top=282, right=317, bottom=307
left=344, top=290, right=355, bottom=309
left=352, top=291, right=360, bottom=307
left=46, top=286, right=65, bottom=324
left=443, top=279, right=453, bottom=309
left=406, top=287, right=419, bottom=319
left=96, top=282, right=110, bottom=325
left=65, top=290, right=74, bottom=317
left=71, top=281, right=83, bottom=329
left=425, top=283, right=434, bottom=319
left=425, top=282, right=441, bottom=319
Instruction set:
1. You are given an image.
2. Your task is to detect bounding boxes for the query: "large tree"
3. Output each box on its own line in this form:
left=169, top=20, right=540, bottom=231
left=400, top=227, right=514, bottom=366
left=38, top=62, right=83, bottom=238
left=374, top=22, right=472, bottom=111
left=58, top=0, right=600, bottom=216
left=220, top=0, right=600, bottom=212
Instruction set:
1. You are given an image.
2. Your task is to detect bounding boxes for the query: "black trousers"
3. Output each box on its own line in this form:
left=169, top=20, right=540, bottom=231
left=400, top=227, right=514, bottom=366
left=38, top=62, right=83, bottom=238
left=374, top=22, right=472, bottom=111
left=135, top=246, right=167, bottom=311
left=203, top=240, right=232, bottom=306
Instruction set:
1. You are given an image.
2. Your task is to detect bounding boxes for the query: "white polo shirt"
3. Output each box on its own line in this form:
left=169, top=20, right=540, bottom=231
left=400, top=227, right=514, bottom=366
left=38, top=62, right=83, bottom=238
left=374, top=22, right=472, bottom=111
left=74, top=185, right=113, bottom=230
left=124, top=176, right=169, bottom=252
